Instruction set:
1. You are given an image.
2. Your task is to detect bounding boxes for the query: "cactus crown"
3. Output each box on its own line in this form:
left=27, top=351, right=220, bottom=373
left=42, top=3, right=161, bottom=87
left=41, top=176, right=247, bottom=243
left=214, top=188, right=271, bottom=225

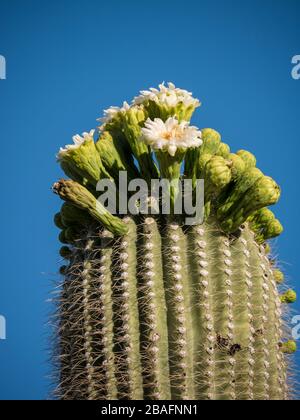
left=52, top=83, right=297, bottom=400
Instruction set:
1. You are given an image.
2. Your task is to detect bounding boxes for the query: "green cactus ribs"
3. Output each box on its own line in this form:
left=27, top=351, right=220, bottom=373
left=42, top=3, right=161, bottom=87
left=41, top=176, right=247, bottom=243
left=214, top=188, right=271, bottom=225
left=52, top=82, right=297, bottom=400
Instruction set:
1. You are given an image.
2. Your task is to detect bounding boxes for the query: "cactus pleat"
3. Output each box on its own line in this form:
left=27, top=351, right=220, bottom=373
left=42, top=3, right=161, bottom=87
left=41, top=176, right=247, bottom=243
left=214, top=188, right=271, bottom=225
left=52, top=83, right=297, bottom=400
left=162, top=220, right=196, bottom=399
left=111, top=219, right=144, bottom=399
left=138, top=218, right=171, bottom=400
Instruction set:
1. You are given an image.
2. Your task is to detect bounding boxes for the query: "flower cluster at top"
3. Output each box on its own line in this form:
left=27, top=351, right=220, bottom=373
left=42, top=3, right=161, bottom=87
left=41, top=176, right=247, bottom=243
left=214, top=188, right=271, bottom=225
left=54, top=82, right=283, bottom=244
left=57, top=82, right=202, bottom=160
left=97, top=82, right=202, bottom=157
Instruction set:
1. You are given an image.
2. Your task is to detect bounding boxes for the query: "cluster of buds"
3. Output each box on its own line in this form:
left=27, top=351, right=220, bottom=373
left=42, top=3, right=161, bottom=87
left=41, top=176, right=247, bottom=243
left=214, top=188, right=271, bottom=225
left=53, top=82, right=284, bottom=242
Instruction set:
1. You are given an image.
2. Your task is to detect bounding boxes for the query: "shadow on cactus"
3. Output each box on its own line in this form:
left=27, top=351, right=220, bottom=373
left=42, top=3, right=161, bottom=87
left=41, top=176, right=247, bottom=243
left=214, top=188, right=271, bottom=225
left=52, top=82, right=297, bottom=400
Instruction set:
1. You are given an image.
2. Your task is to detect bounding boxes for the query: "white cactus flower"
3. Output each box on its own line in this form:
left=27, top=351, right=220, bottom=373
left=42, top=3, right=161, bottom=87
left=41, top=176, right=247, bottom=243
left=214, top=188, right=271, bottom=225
left=133, top=82, right=200, bottom=109
left=98, top=101, right=130, bottom=127
left=57, top=130, right=95, bottom=159
left=141, top=117, right=202, bottom=157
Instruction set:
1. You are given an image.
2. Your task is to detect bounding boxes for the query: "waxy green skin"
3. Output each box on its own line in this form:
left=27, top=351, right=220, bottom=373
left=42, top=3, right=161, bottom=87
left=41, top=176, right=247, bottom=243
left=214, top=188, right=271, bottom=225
left=53, top=92, right=296, bottom=400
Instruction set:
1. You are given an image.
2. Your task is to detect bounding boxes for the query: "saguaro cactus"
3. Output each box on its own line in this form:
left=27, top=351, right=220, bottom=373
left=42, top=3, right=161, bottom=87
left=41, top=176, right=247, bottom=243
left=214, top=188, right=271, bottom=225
left=52, top=83, right=297, bottom=400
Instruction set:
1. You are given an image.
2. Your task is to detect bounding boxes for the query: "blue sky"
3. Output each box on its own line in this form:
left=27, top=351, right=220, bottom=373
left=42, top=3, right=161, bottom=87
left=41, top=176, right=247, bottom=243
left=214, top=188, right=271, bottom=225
left=0, top=0, right=299, bottom=400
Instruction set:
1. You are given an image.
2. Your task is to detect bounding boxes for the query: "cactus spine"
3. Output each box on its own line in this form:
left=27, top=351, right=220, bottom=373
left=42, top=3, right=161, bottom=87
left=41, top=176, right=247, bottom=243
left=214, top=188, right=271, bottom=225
left=52, top=83, right=297, bottom=400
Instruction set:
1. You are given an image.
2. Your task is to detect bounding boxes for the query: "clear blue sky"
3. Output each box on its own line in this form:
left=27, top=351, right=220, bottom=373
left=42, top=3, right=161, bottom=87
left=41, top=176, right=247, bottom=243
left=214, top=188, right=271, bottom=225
left=0, top=0, right=299, bottom=400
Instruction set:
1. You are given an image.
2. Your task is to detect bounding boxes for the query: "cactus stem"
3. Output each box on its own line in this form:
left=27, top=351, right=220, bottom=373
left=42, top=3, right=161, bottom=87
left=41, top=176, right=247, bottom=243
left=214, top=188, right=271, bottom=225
left=138, top=217, right=171, bottom=400
left=82, top=238, right=98, bottom=400
left=260, top=252, right=272, bottom=400
left=57, top=249, right=76, bottom=399
left=257, top=246, right=273, bottom=400
left=112, top=218, right=143, bottom=399
left=162, top=220, right=196, bottom=400
left=187, top=224, right=215, bottom=400
left=238, top=234, right=255, bottom=400
left=64, top=244, right=88, bottom=400
left=221, top=234, right=236, bottom=400
left=249, top=232, right=273, bottom=400
left=268, top=255, right=288, bottom=399
left=210, top=229, right=236, bottom=400
left=98, top=230, right=118, bottom=400
left=58, top=237, right=101, bottom=400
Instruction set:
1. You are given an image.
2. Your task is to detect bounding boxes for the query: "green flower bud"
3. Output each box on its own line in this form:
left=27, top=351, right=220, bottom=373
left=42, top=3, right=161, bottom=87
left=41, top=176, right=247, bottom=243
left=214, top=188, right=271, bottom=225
left=217, top=167, right=264, bottom=221
left=216, top=142, right=231, bottom=159
left=121, top=107, right=159, bottom=182
left=186, top=129, right=220, bottom=183
left=54, top=212, right=65, bottom=229
left=220, top=176, right=281, bottom=233
left=203, top=156, right=232, bottom=215
left=59, top=230, right=68, bottom=244
left=250, top=208, right=275, bottom=226
left=61, top=202, right=91, bottom=227
left=280, top=289, right=297, bottom=304
left=95, top=131, right=139, bottom=181
left=248, top=208, right=276, bottom=242
left=59, top=246, right=73, bottom=259
left=201, top=128, right=221, bottom=155
left=228, top=153, right=246, bottom=180
left=280, top=340, right=297, bottom=354
left=197, top=153, right=213, bottom=176
left=241, top=176, right=281, bottom=209
left=59, top=265, right=68, bottom=275
left=248, top=208, right=283, bottom=242
left=204, top=156, right=232, bottom=189
left=273, top=269, right=284, bottom=284
left=58, top=133, right=109, bottom=186
left=64, top=226, right=80, bottom=243
left=236, top=150, right=257, bottom=169
left=101, top=114, right=133, bottom=157
left=263, top=219, right=283, bottom=241
left=60, top=160, right=87, bottom=185
left=52, top=179, right=128, bottom=236
left=147, top=99, right=197, bottom=122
